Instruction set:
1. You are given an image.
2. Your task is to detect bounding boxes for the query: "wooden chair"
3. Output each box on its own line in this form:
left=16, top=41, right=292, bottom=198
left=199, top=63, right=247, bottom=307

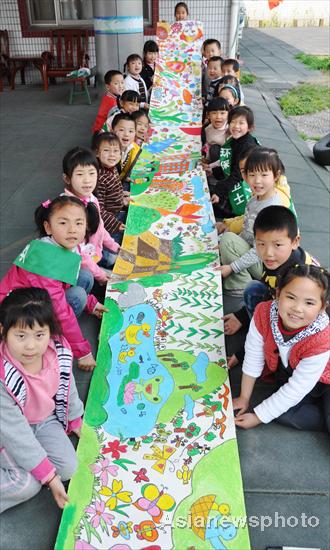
left=36, top=29, right=89, bottom=91
left=0, top=30, right=25, bottom=90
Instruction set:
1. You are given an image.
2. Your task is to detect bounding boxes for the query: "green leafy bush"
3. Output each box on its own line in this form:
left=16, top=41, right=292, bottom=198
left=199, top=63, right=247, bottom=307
left=295, top=53, right=330, bottom=72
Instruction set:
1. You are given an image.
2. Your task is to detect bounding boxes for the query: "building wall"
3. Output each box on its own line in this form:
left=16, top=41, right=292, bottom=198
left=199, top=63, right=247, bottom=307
left=0, top=0, right=232, bottom=85
left=243, top=0, right=330, bottom=27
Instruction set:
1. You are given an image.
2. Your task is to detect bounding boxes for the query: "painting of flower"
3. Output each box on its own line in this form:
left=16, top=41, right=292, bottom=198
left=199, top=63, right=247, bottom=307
left=99, top=479, right=132, bottom=512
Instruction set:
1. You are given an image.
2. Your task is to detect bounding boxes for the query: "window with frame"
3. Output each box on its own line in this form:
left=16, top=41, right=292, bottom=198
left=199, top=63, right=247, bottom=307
left=26, top=0, right=154, bottom=27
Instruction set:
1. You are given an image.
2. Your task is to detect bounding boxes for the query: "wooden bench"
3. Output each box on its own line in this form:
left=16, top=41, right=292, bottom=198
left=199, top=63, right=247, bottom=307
left=0, top=29, right=43, bottom=90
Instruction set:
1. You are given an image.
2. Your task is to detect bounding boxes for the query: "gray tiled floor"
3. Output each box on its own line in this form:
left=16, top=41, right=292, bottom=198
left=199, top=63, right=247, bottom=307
left=0, top=27, right=329, bottom=550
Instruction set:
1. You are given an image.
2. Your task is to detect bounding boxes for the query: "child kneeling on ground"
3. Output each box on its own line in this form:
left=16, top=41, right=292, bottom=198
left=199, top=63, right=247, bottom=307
left=0, top=288, right=84, bottom=512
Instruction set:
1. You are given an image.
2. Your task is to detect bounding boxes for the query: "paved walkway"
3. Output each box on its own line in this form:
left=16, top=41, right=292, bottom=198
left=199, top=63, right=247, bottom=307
left=0, top=27, right=329, bottom=550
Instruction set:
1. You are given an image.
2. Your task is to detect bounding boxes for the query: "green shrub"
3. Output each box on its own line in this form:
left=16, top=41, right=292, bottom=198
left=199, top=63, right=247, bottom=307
left=279, top=84, right=330, bottom=116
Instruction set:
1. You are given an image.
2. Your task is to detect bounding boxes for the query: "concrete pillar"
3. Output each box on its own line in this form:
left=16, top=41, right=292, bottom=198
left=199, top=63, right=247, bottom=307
left=228, top=0, right=240, bottom=58
left=92, top=0, right=144, bottom=89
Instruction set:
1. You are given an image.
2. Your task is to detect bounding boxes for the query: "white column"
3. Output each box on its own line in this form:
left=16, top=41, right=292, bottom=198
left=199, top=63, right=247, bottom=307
left=228, top=0, right=241, bottom=58
left=92, top=0, right=144, bottom=89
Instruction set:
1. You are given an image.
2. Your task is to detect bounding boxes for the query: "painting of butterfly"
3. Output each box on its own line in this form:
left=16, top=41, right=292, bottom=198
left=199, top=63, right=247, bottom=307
left=133, top=483, right=176, bottom=522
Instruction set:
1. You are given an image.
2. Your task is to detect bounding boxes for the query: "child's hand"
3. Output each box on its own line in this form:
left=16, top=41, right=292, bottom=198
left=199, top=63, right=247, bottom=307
left=235, top=412, right=261, bottom=430
left=222, top=313, right=242, bottom=336
left=211, top=194, right=219, bottom=204
left=227, top=354, right=239, bottom=369
left=219, top=264, right=232, bottom=278
left=78, top=353, right=96, bottom=371
left=123, top=195, right=130, bottom=207
left=232, top=395, right=249, bottom=416
left=71, top=426, right=81, bottom=438
left=93, top=302, right=109, bottom=319
left=119, top=223, right=126, bottom=232
left=49, top=475, right=69, bottom=509
left=216, top=221, right=228, bottom=234
left=144, top=103, right=150, bottom=109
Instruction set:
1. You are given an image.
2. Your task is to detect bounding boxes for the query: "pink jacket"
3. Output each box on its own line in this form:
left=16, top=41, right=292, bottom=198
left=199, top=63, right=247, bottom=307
left=0, top=265, right=97, bottom=359
left=64, top=189, right=120, bottom=283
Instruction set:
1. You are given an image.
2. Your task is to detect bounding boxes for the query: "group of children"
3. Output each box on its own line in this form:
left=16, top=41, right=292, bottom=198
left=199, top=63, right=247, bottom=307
left=0, top=0, right=329, bottom=516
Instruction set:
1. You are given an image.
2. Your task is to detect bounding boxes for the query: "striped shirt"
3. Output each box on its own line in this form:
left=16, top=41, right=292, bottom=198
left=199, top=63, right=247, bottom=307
left=96, top=166, right=124, bottom=233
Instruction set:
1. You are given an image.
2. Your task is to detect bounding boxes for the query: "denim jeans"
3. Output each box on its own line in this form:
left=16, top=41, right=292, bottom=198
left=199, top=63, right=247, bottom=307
left=65, top=268, right=94, bottom=317
left=98, top=249, right=117, bottom=269
left=243, top=280, right=272, bottom=318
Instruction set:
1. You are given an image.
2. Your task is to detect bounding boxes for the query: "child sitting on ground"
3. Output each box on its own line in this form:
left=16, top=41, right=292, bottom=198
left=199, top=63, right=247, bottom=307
left=218, top=84, right=240, bottom=108
left=233, top=264, right=330, bottom=433
left=93, top=132, right=127, bottom=245
left=219, top=66, right=244, bottom=103
left=141, top=40, right=159, bottom=93
left=103, top=90, right=140, bottom=132
left=124, top=54, right=149, bottom=110
left=92, top=70, right=124, bottom=134
left=0, top=196, right=108, bottom=370
left=62, top=147, right=120, bottom=282
left=0, top=287, right=84, bottom=512
left=221, top=58, right=240, bottom=78
left=211, top=106, right=258, bottom=218
left=218, top=148, right=294, bottom=295
left=131, top=109, right=150, bottom=146
left=201, top=97, right=230, bottom=191
left=112, top=113, right=141, bottom=185
left=224, top=206, right=319, bottom=367
left=201, top=38, right=223, bottom=100
left=205, top=56, right=223, bottom=105
left=174, top=1, right=189, bottom=20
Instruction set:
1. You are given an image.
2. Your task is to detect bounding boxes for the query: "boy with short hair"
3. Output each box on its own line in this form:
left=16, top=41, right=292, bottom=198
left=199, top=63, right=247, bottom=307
left=224, top=206, right=319, bottom=366
left=92, top=70, right=124, bottom=134
left=221, top=58, right=240, bottom=77
left=206, top=56, right=223, bottom=105
left=202, top=39, right=223, bottom=99
left=221, top=58, right=244, bottom=102
left=112, top=113, right=140, bottom=184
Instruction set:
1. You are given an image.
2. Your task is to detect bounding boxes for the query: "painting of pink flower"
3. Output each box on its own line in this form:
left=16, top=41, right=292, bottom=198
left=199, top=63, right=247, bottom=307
left=123, top=381, right=136, bottom=404
left=90, top=458, right=118, bottom=485
left=85, top=500, right=115, bottom=528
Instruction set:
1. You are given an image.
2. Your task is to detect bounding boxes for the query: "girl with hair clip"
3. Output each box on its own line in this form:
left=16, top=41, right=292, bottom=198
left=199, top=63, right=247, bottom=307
left=234, top=264, right=330, bottom=432
left=62, top=146, right=120, bottom=283
left=124, top=54, right=149, bottom=110
left=0, top=288, right=83, bottom=512
left=0, top=196, right=108, bottom=371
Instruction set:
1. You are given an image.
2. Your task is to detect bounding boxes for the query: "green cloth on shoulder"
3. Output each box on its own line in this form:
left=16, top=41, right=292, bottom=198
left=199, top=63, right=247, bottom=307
left=14, top=240, right=81, bottom=286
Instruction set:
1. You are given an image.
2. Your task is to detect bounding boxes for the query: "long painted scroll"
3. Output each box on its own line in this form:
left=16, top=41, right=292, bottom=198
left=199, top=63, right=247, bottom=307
left=56, top=20, right=250, bottom=550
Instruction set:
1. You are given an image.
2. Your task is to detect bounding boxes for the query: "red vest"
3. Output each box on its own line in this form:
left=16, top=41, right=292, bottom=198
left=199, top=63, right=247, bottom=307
left=254, top=301, right=330, bottom=384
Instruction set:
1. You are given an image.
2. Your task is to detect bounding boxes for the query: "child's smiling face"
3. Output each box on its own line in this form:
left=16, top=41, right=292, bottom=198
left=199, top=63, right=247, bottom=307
left=106, top=74, right=124, bottom=96
left=65, top=164, right=98, bottom=198
left=207, top=60, right=222, bottom=80
left=135, top=115, right=149, bottom=142
left=229, top=115, right=250, bottom=139
left=278, top=277, right=324, bottom=331
left=128, top=58, right=142, bottom=76
left=113, top=120, right=136, bottom=150
left=97, top=141, right=121, bottom=169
